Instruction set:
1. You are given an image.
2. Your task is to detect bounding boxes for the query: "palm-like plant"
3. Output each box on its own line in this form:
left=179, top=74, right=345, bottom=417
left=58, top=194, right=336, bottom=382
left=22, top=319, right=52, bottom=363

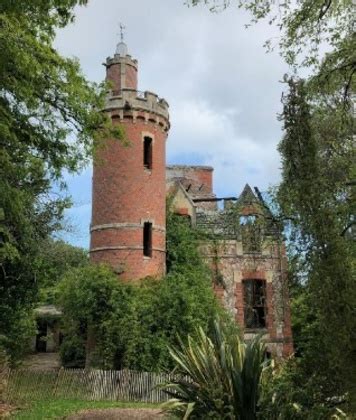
left=163, top=319, right=267, bottom=419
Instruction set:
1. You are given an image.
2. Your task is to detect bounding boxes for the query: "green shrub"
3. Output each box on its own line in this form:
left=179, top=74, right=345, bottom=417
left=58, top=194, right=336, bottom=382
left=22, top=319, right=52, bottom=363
left=57, top=213, right=223, bottom=371
left=0, top=308, right=36, bottom=365
left=58, top=266, right=220, bottom=371
left=258, top=359, right=344, bottom=419
left=59, top=336, right=86, bottom=368
left=57, top=263, right=127, bottom=369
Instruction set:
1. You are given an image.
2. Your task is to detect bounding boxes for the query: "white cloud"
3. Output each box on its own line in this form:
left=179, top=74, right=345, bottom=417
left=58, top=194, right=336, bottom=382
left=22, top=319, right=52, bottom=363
left=54, top=0, right=289, bottom=247
left=168, top=98, right=280, bottom=195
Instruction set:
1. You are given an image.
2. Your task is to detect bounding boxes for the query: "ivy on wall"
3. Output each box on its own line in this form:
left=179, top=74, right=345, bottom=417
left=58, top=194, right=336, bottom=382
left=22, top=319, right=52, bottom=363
left=57, top=212, right=221, bottom=371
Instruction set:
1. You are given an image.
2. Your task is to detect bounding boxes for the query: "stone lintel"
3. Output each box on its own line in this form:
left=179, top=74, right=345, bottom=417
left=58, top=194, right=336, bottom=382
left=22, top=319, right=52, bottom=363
left=233, top=270, right=273, bottom=283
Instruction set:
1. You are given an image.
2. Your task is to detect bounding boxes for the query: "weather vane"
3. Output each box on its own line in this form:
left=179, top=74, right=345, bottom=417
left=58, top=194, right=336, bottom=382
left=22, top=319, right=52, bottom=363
left=119, top=22, right=125, bottom=43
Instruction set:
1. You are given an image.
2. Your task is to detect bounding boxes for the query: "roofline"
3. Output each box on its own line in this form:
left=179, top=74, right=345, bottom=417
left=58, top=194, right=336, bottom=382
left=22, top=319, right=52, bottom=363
left=166, top=165, right=214, bottom=171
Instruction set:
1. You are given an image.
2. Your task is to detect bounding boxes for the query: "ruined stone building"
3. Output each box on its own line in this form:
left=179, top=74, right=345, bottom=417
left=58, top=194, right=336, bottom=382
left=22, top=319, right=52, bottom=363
left=167, top=167, right=293, bottom=357
left=90, top=41, right=293, bottom=357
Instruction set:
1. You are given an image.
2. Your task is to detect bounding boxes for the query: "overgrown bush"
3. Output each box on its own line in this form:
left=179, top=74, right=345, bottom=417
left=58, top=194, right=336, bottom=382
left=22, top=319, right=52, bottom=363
left=258, top=359, right=350, bottom=419
left=58, top=270, right=219, bottom=370
left=57, top=263, right=128, bottom=368
left=60, top=335, right=86, bottom=368
left=259, top=361, right=324, bottom=419
left=120, top=270, right=219, bottom=371
left=58, top=213, right=222, bottom=371
left=0, top=308, right=36, bottom=365
left=36, top=239, right=88, bottom=305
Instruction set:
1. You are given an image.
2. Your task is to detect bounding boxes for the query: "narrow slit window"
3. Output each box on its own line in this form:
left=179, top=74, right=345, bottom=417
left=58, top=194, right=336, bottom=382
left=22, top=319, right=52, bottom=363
left=143, top=137, right=152, bottom=169
left=243, top=279, right=266, bottom=329
left=143, top=222, right=152, bottom=257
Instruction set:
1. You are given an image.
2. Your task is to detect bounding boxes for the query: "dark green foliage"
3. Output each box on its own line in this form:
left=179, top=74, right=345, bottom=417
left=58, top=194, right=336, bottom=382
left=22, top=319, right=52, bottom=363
left=36, top=239, right=88, bottom=304
left=166, top=211, right=209, bottom=275
left=258, top=360, right=331, bottom=419
left=163, top=319, right=266, bottom=419
left=58, top=214, right=220, bottom=371
left=58, top=264, right=128, bottom=368
left=60, top=336, right=86, bottom=369
left=0, top=308, right=36, bottom=366
left=0, top=0, right=122, bottom=362
left=122, top=271, right=218, bottom=372
left=186, top=1, right=355, bottom=411
left=0, top=146, right=60, bottom=361
left=0, top=346, right=8, bottom=402
left=277, top=79, right=356, bottom=402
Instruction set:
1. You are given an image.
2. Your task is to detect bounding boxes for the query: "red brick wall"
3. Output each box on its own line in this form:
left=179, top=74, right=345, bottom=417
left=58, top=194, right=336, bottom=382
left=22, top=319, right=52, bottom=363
left=90, top=118, right=167, bottom=280
left=192, top=167, right=213, bottom=193
left=106, top=61, right=138, bottom=91
left=166, top=166, right=213, bottom=194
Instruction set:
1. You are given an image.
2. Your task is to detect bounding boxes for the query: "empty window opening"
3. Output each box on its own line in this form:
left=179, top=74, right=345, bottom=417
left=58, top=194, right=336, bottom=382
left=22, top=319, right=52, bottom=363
left=143, top=137, right=152, bottom=169
left=35, top=320, right=47, bottom=352
left=143, top=222, right=152, bottom=257
left=243, top=279, right=266, bottom=329
left=241, top=216, right=261, bottom=254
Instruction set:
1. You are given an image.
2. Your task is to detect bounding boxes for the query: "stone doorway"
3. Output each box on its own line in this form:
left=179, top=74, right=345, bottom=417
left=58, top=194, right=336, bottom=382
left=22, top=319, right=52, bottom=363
left=35, top=319, right=47, bottom=352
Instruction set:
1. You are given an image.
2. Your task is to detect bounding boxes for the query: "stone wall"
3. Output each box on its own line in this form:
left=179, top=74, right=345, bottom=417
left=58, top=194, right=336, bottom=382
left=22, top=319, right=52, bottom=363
left=195, top=197, right=293, bottom=357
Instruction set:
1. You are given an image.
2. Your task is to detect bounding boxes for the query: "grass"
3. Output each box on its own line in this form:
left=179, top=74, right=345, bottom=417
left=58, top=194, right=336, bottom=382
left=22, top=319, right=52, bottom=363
left=11, top=399, right=161, bottom=419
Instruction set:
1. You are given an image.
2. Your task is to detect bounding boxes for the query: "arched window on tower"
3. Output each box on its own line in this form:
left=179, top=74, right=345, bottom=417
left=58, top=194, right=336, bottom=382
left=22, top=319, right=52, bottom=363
left=243, top=279, right=267, bottom=329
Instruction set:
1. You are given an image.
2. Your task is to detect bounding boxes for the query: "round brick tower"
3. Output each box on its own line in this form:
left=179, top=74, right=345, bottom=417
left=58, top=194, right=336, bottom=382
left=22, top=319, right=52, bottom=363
left=90, top=41, right=170, bottom=280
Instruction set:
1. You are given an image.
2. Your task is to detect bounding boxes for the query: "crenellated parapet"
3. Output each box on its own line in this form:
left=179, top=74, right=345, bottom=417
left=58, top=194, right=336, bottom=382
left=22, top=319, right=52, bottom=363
left=105, top=88, right=170, bottom=132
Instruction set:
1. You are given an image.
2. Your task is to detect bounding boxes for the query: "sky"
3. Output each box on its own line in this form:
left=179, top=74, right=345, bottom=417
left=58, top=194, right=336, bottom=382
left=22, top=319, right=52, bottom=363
left=55, top=0, right=289, bottom=248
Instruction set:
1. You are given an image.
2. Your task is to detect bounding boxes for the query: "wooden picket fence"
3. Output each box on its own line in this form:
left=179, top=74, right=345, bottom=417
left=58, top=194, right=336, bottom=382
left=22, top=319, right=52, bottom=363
left=5, top=368, right=182, bottom=403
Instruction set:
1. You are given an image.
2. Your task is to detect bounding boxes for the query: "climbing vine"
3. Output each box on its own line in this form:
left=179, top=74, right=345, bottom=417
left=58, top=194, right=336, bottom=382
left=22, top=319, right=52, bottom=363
left=58, top=212, right=220, bottom=371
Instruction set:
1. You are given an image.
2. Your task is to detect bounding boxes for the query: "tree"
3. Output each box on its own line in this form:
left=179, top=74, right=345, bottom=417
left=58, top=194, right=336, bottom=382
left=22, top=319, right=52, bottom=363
left=0, top=0, right=123, bottom=361
left=277, top=78, right=355, bottom=396
left=58, top=264, right=129, bottom=368
left=187, top=1, right=354, bottom=71
left=35, top=239, right=88, bottom=304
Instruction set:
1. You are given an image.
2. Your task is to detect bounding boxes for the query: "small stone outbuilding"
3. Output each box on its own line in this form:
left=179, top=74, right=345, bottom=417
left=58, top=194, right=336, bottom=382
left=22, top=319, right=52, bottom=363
left=31, top=305, right=62, bottom=353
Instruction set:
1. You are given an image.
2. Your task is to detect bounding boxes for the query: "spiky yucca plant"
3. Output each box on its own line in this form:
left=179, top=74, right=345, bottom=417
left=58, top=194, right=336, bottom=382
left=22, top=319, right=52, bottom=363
left=163, top=319, right=266, bottom=419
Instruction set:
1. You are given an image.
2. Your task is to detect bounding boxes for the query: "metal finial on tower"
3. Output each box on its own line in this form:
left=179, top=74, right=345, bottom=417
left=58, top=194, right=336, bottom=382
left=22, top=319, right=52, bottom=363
left=119, top=22, right=125, bottom=43
left=116, top=22, right=128, bottom=56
